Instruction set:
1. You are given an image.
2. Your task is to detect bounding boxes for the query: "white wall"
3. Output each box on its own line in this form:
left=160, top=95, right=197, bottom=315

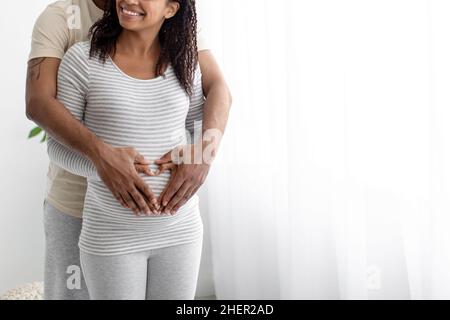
left=0, top=1, right=52, bottom=293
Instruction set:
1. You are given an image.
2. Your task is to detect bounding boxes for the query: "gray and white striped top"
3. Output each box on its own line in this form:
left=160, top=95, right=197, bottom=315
left=47, top=41, right=204, bottom=256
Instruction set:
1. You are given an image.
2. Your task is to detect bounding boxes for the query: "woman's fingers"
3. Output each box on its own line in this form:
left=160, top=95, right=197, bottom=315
left=135, top=164, right=155, bottom=176
left=134, top=179, right=160, bottom=215
left=115, top=193, right=129, bottom=208
left=165, top=182, right=192, bottom=215
left=158, top=165, right=178, bottom=210
left=154, top=150, right=173, bottom=165
left=155, top=162, right=176, bottom=175
left=134, top=152, right=152, bottom=165
left=122, top=192, right=141, bottom=215
left=155, top=145, right=184, bottom=165
left=132, top=157, right=181, bottom=215
left=171, top=185, right=197, bottom=213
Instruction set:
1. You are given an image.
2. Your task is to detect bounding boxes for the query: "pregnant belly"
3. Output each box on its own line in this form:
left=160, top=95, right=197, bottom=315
left=140, top=163, right=172, bottom=198
left=84, top=167, right=199, bottom=227
left=86, top=165, right=172, bottom=208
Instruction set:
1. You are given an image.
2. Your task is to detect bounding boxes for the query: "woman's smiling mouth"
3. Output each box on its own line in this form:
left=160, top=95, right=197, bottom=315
left=120, top=4, right=146, bottom=18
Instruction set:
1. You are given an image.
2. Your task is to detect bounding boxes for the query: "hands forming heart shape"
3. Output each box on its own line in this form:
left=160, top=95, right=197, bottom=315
left=96, top=144, right=211, bottom=216
left=134, top=159, right=177, bottom=177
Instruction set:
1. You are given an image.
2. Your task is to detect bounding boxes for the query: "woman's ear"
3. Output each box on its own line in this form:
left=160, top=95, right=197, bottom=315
left=165, top=1, right=180, bottom=19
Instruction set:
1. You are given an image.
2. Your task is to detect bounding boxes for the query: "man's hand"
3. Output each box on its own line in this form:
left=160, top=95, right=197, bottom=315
left=155, top=144, right=211, bottom=215
left=91, top=142, right=160, bottom=216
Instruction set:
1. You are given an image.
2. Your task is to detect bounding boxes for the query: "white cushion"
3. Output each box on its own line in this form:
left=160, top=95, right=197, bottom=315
left=0, top=282, right=43, bottom=300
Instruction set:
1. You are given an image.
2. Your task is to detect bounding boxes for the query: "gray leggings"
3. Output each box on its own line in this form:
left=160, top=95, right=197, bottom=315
left=44, top=200, right=89, bottom=300
left=80, top=239, right=203, bottom=300
left=44, top=200, right=203, bottom=300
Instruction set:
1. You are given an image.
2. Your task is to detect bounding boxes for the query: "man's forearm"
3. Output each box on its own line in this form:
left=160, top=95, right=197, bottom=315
left=201, top=80, right=232, bottom=158
left=27, top=96, right=103, bottom=161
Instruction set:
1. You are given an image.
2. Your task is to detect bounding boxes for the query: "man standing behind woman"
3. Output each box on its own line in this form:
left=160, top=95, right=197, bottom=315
left=26, top=0, right=232, bottom=300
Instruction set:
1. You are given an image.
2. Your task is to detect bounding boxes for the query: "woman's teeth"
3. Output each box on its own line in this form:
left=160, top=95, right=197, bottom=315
left=122, top=7, right=144, bottom=16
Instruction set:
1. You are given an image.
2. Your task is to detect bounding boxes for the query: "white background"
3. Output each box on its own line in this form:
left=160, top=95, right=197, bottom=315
left=0, top=1, right=50, bottom=294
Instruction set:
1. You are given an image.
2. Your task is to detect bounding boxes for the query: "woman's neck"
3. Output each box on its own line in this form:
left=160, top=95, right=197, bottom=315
left=116, top=29, right=161, bottom=59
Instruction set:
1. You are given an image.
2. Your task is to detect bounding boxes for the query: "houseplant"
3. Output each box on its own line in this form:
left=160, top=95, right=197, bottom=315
left=28, top=126, right=47, bottom=143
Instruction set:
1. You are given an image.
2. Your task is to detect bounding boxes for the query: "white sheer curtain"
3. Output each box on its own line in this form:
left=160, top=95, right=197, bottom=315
left=197, top=0, right=450, bottom=299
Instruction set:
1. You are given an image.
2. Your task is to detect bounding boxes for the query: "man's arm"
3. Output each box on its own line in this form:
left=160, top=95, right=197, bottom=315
left=156, top=50, right=233, bottom=214
left=25, top=57, right=158, bottom=215
left=198, top=50, right=233, bottom=146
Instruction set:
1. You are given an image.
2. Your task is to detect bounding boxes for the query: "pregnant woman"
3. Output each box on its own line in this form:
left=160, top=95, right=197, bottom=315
left=47, top=0, right=205, bottom=299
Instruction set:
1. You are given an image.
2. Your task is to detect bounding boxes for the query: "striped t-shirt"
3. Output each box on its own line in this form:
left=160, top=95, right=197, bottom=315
left=47, top=41, right=204, bottom=256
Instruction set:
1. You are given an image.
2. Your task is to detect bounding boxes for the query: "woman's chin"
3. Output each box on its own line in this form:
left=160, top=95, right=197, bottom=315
left=119, top=20, right=144, bottom=31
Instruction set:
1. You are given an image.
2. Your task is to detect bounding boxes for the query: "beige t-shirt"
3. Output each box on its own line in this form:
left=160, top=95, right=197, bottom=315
left=29, top=0, right=209, bottom=218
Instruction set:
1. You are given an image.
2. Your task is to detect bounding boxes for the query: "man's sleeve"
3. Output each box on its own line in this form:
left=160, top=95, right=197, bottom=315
left=197, top=23, right=210, bottom=52
left=28, top=5, right=70, bottom=61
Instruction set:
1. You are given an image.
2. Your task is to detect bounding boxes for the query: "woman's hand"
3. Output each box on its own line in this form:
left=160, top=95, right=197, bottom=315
left=154, top=144, right=211, bottom=215
left=91, top=142, right=161, bottom=216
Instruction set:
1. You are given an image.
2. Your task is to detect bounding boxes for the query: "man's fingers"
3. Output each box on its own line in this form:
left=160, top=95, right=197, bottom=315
left=164, top=181, right=191, bottom=215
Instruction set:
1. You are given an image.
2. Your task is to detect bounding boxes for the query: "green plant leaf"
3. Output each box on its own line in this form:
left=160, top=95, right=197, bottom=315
left=40, top=133, right=47, bottom=143
left=28, top=127, right=42, bottom=139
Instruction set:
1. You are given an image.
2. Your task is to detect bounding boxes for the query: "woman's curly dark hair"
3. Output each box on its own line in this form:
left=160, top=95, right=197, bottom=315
left=89, top=0, right=198, bottom=96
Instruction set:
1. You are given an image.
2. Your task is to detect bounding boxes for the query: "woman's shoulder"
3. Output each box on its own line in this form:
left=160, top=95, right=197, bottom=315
left=64, top=41, right=91, bottom=62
